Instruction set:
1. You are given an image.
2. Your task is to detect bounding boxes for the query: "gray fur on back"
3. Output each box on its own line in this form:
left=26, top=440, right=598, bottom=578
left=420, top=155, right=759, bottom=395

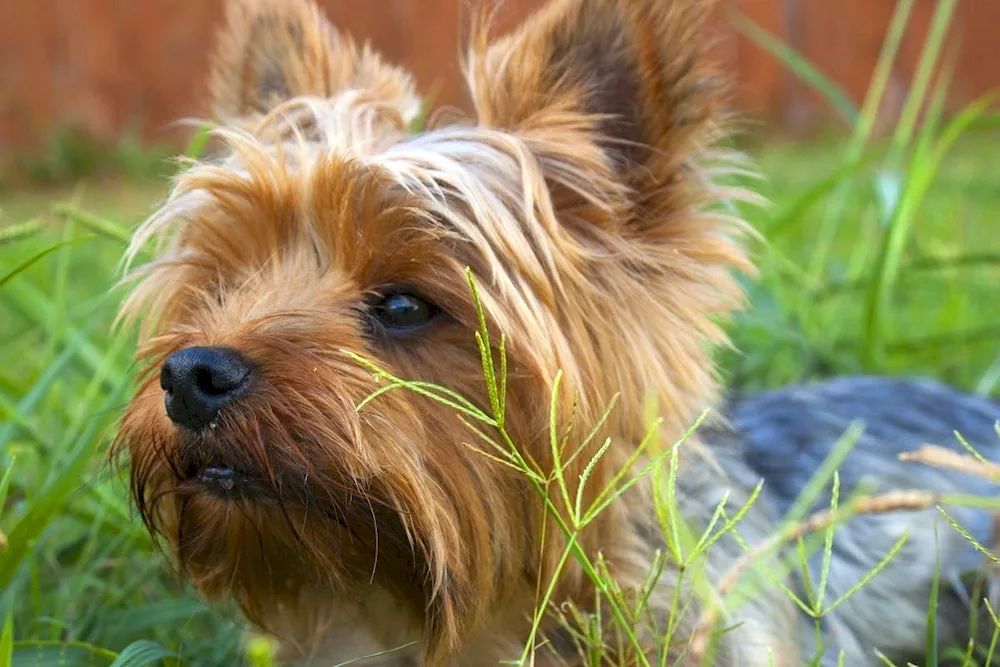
left=728, top=376, right=1000, bottom=665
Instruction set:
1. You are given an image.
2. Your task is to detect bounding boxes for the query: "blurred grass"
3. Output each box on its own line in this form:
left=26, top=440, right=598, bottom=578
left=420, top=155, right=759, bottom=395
left=723, top=131, right=1000, bottom=397
left=0, top=178, right=247, bottom=666
left=1, top=0, right=1000, bottom=661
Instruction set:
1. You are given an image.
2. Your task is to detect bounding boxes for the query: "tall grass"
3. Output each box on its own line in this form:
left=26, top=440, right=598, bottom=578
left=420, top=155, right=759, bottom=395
left=723, top=0, right=1000, bottom=396
left=1, top=0, right=999, bottom=664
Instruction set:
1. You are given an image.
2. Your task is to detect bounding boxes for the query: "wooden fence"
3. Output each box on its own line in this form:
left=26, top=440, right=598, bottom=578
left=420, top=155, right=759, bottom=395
left=1, top=0, right=997, bottom=163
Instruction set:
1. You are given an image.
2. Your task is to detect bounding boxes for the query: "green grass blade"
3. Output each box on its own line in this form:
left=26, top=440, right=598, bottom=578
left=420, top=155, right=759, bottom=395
left=0, top=237, right=92, bottom=291
left=0, top=392, right=48, bottom=448
left=53, top=205, right=135, bottom=247
left=853, top=0, right=916, bottom=154
left=108, top=640, right=175, bottom=667
left=44, top=212, right=76, bottom=365
left=937, top=507, right=1000, bottom=566
left=731, top=14, right=858, bottom=126
left=890, top=0, right=959, bottom=157
left=0, top=220, right=43, bottom=245
left=925, top=524, right=941, bottom=667
left=806, top=0, right=914, bottom=280
left=968, top=113, right=1000, bottom=132
left=95, top=601, right=213, bottom=646
left=984, top=599, right=1000, bottom=667
left=12, top=642, right=115, bottom=667
left=822, top=530, right=909, bottom=615
left=814, top=472, right=840, bottom=613
left=1, top=611, right=12, bottom=667
left=183, top=124, right=213, bottom=161
left=0, top=459, right=15, bottom=517
left=782, top=421, right=864, bottom=525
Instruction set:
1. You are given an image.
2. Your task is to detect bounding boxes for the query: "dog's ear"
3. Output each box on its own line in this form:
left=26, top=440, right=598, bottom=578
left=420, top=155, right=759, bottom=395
left=467, top=0, right=726, bottom=204
left=209, top=0, right=420, bottom=125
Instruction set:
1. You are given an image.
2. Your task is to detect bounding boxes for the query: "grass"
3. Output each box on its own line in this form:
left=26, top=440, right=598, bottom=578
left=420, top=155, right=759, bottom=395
left=2, top=1, right=1000, bottom=664
left=723, top=131, right=1000, bottom=396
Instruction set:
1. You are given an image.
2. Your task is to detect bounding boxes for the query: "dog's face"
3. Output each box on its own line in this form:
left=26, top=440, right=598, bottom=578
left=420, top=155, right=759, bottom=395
left=114, top=0, right=750, bottom=660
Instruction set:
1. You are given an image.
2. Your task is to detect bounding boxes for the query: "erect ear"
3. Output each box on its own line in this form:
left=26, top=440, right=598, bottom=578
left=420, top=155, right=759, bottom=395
left=209, top=0, right=421, bottom=126
left=467, top=0, right=727, bottom=206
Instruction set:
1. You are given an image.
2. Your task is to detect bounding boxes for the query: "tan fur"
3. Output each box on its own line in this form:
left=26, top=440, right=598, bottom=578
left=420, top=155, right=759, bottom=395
left=114, top=0, right=799, bottom=665
left=209, top=0, right=421, bottom=131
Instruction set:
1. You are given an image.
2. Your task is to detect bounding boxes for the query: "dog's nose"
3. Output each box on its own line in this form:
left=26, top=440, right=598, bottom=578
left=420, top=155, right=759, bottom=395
left=160, top=346, right=252, bottom=430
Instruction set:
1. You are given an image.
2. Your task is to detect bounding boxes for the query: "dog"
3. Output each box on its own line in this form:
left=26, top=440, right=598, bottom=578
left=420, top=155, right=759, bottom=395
left=112, top=0, right=1000, bottom=664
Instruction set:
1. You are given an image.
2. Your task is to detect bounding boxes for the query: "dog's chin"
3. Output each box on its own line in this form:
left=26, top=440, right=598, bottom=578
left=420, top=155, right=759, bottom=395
left=166, top=455, right=332, bottom=599
left=133, top=425, right=439, bottom=641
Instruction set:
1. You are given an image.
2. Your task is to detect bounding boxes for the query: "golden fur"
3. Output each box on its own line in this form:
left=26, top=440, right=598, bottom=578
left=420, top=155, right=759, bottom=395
left=114, top=0, right=803, bottom=664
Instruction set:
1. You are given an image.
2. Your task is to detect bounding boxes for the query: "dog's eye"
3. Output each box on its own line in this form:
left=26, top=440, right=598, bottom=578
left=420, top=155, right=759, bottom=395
left=370, top=290, right=440, bottom=334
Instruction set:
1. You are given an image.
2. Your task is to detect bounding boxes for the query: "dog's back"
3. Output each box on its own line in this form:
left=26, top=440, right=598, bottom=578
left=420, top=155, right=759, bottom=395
left=730, top=377, right=1000, bottom=664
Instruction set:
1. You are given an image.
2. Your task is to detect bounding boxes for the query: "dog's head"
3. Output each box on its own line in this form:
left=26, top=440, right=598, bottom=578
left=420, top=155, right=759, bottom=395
left=114, top=0, right=751, bottom=660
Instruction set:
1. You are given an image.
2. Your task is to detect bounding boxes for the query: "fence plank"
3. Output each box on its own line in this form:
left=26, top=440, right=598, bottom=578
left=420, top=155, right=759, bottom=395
left=0, top=0, right=996, bottom=163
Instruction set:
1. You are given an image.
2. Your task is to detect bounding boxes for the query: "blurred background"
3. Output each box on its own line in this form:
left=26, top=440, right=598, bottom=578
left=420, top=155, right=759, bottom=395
left=1, top=0, right=999, bottom=165
left=1, top=1, right=999, bottom=666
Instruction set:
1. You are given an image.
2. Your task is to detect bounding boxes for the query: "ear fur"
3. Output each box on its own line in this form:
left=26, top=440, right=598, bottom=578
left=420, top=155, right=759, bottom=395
left=467, top=0, right=729, bottom=206
left=209, top=0, right=421, bottom=126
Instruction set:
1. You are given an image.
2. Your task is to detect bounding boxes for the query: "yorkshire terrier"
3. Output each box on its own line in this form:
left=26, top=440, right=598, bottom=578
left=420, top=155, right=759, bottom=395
left=113, top=0, right=1000, bottom=664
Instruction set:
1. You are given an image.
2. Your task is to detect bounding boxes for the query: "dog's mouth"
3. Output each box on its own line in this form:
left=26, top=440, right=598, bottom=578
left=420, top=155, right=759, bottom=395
left=171, top=432, right=327, bottom=507
left=198, top=464, right=254, bottom=493
left=182, top=455, right=268, bottom=500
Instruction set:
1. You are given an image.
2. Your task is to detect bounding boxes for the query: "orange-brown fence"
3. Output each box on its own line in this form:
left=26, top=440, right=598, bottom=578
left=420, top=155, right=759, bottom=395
left=1, top=0, right=997, bottom=163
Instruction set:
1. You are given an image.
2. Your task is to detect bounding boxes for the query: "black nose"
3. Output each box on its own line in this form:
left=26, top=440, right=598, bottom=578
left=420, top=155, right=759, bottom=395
left=160, top=346, right=252, bottom=430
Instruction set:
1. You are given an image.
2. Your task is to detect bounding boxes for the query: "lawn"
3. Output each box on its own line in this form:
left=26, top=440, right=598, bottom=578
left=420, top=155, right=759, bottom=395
left=1, top=176, right=250, bottom=665
left=2, top=19, right=1000, bottom=655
